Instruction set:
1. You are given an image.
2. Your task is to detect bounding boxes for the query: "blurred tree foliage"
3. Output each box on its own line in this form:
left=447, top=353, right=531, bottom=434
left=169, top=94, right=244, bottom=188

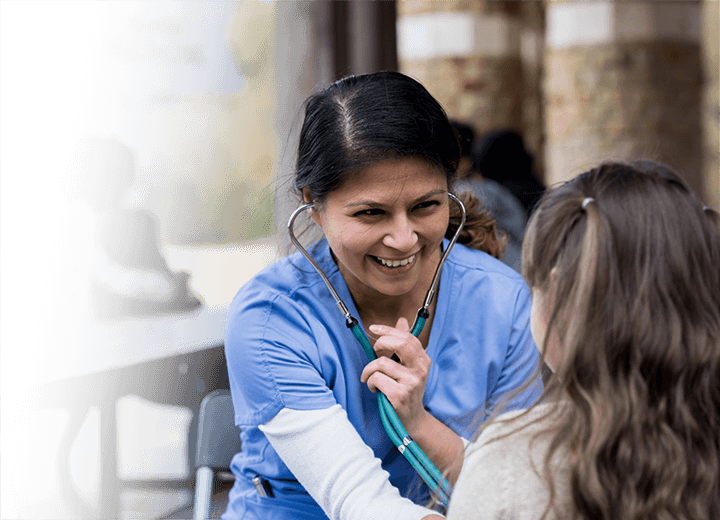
left=141, top=0, right=280, bottom=245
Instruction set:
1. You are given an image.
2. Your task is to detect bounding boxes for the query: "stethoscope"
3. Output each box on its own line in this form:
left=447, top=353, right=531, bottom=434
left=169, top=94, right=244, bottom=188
left=287, top=192, right=466, bottom=507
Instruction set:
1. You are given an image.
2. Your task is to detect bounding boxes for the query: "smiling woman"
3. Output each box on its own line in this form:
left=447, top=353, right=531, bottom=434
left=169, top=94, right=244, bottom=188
left=306, top=158, right=449, bottom=313
left=222, top=71, right=544, bottom=520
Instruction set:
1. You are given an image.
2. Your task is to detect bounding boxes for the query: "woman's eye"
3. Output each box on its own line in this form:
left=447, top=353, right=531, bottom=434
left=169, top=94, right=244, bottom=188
left=414, top=200, right=441, bottom=211
left=354, top=208, right=384, bottom=217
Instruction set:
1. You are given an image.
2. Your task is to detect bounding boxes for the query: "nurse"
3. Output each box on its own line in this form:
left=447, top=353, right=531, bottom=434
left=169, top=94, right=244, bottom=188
left=223, top=71, right=543, bottom=520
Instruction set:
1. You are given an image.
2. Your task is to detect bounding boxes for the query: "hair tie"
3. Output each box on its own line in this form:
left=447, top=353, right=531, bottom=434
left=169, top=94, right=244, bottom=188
left=703, top=205, right=714, bottom=213
left=581, top=197, right=595, bottom=211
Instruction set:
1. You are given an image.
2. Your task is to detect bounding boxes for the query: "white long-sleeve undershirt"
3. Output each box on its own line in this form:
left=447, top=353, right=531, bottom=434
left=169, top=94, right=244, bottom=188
left=259, top=404, right=444, bottom=520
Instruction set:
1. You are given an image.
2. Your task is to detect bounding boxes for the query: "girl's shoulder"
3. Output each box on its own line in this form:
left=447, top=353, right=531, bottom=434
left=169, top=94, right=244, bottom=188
left=477, top=402, right=564, bottom=445
left=451, top=402, right=571, bottom=520
left=464, top=402, right=570, bottom=492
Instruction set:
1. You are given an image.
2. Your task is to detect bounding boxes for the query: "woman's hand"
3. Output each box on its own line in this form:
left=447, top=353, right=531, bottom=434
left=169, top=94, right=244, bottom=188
left=360, top=316, right=466, bottom=485
left=360, top=317, right=431, bottom=432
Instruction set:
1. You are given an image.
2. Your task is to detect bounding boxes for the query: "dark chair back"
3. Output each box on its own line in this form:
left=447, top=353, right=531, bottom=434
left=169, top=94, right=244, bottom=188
left=195, top=389, right=242, bottom=469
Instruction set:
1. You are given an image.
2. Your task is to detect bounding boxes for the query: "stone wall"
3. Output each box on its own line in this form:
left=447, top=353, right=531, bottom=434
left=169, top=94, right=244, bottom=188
left=397, top=0, right=542, bottom=169
left=543, top=0, right=706, bottom=201
left=397, top=0, right=717, bottom=200
left=545, top=40, right=703, bottom=192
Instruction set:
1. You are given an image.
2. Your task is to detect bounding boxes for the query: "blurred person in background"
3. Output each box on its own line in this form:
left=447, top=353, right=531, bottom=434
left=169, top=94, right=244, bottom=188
left=452, top=121, right=527, bottom=272
left=447, top=161, right=720, bottom=520
left=71, top=136, right=202, bottom=318
left=473, top=129, right=545, bottom=219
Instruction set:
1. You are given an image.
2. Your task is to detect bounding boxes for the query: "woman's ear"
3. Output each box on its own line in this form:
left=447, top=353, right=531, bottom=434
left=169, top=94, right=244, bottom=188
left=301, top=187, right=322, bottom=227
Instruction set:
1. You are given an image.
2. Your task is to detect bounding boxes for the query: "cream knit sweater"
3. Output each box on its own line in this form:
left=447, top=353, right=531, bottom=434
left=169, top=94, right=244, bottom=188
left=447, top=403, right=571, bottom=520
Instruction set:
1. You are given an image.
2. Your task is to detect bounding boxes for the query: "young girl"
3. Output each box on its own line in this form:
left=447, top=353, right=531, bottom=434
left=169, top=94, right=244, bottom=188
left=447, top=161, right=720, bottom=519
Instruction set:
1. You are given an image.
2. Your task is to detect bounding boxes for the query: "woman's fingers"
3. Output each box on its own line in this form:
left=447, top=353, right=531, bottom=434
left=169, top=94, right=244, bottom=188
left=362, top=316, right=432, bottom=426
left=371, top=334, right=413, bottom=362
left=360, top=355, right=406, bottom=387
left=366, top=371, right=412, bottom=402
left=361, top=359, right=426, bottom=429
left=361, top=359, right=421, bottom=399
left=368, top=316, right=410, bottom=338
left=395, top=316, right=410, bottom=332
left=368, top=317, right=426, bottom=366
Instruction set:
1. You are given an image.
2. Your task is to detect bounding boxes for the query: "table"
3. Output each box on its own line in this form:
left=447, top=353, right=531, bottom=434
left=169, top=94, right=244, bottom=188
left=20, top=306, right=229, bottom=519
left=12, top=238, right=277, bottom=519
left=19, top=237, right=276, bottom=390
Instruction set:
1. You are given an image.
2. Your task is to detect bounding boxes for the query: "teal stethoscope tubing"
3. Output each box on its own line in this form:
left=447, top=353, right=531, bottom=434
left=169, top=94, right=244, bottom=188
left=287, top=193, right=466, bottom=507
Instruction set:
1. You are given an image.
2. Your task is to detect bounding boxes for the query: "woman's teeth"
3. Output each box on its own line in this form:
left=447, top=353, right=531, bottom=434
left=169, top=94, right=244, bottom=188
left=376, top=254, right=416, bottom=268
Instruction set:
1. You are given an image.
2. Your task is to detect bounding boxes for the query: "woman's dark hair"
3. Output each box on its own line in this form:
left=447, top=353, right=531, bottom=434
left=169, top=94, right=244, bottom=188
left=450, top=120, right=475, bottom=158
left=294, top=71, right=503, bottom=257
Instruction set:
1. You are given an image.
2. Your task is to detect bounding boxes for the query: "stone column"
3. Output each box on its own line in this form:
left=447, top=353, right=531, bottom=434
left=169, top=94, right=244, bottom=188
left=702, top=0, right=719, bottom=210
left=273, top=1, right=335, bottom=253
left=397, top=1, right=532, bottom=150
left=325, top=1, right=398, bottom=80
left=272, top=0, right=399, bottom=253
left=545, top=1, right=705, bottom=200
left=519, top=1, right=546, bottom=178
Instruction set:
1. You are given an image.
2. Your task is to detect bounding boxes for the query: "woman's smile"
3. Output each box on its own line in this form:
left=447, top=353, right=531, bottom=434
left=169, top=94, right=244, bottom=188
left=370, top=251, right=418, bottom=268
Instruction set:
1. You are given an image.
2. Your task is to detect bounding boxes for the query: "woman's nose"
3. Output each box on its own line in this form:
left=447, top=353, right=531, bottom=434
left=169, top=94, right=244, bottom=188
left=382, top=214, right=418, bottom=251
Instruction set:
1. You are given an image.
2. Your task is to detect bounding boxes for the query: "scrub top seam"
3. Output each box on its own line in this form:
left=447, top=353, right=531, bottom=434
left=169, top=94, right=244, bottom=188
left=233, top=287, right=342, bottom=427
left=285, top=239, right=342, bottom=301
left=236, top=293, right=287, bottom=427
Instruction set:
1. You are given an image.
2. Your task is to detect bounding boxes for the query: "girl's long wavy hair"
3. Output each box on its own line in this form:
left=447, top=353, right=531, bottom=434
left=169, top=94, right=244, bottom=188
left=516, top=161, right=720, bottom=519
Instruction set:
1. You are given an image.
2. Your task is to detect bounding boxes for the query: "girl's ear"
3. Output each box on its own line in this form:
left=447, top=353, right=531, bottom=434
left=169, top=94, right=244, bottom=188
left=545, top=267, right=561, bottom=315
left=535, top=267, right=563, bottom=373
left=549, top=267, right=560, bottom=287
left=301, top=187, right=322, bottom=227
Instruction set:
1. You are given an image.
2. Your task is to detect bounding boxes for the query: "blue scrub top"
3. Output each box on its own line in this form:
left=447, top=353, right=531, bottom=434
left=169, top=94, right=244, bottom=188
left=223, top=238, right=543, bottom=520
